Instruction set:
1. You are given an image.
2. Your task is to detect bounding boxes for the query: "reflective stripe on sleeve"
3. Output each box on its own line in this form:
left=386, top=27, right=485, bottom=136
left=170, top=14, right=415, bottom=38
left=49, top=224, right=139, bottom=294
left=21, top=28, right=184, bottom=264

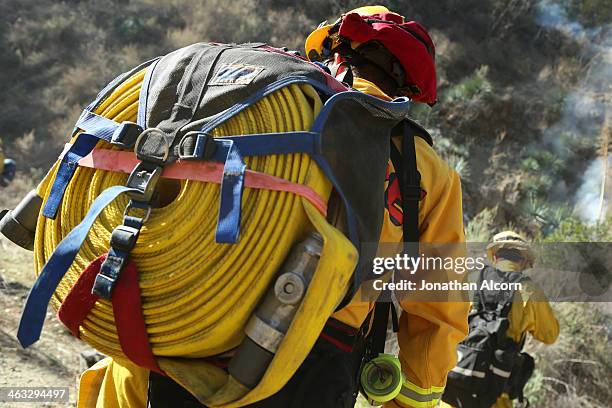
left=394, top=379, right=444, bottom=408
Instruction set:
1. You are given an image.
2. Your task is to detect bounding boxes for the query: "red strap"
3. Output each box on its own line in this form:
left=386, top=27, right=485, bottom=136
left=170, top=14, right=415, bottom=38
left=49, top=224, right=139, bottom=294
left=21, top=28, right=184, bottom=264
left=57, top=254, right=163, bottom=374
left=59, top=146, right=328, bottom=216
left=111, top=257, right=163, bottom=374
left=57, top=255, right=105, bottom=338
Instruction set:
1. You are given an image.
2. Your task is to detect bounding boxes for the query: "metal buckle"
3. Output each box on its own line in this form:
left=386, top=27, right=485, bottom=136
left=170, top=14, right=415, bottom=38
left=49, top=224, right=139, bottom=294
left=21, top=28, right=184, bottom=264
left=123, top=200, right=152, bottom=223
left=126, top=162, right=162, bottom=202
left=178, top=131, right=217, bottom=160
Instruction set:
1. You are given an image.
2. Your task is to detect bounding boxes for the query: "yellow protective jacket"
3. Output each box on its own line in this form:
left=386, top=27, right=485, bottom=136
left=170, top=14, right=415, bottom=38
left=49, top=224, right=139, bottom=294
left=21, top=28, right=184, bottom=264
left=332, top=78, right=469, bottom=408
left=440, top=263, right=560, bottom=408
left=77, top=78, right=469, bottom=408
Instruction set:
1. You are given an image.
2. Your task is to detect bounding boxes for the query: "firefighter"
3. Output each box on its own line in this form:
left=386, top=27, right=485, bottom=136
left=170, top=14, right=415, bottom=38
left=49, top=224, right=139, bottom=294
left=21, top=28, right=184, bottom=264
left=304, top=6, right=469, bottom=407
left=0, top=141, right=16, bottom=187
left=441, top=231, right=559, bottom=408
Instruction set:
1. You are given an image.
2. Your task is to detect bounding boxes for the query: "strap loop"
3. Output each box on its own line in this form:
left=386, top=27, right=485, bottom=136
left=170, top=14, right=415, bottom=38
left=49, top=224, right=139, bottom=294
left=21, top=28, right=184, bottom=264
left=111, top=122, right=144, bottom=149
left=178, top=131, right=217, bottom=160
left=134, top=128, right=170, bottom=165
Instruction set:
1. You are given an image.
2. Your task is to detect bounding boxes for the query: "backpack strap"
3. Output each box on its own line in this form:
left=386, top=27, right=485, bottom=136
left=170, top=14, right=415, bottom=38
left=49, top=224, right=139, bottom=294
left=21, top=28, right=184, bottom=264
left=367, top=120, right=424, bottom=357
left=400, top=121, right=421, bottom=244
left=473, top=267, right=488, bottom=312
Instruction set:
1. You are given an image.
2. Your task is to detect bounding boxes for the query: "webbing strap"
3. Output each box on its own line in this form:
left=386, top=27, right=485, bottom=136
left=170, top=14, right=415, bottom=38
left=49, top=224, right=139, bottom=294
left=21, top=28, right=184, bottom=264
left=71, top=147, right=327, bottom=215
left=137, top=58, right=160, bottom=128
left=111, top=256, right=162, bottom=373
left=368, top=121, right=422, bottom=357
left=57, top=255, right=105, bottom=338
left=75, top=110, right=121, bottom=140
left=180, top=131, right=321, bottom=161
left=215, top=139, right=246, bottom=243
left=42, top=133, right=101, bottom=218
left=213, top=131, right=317, bottom=243
left=210, top=132, right=321, bottom=159
left=41, top=110, right=122, bottom=220
left=57, top=254, right=162, bottom=373
left=180, top=131, right=322, bottom=243
left=18, top=186, right=138, bottom=348
left=42, top=58, right=160, bottom=219
left=370, top=301, right=391, bottom=357
left=401, top=121, right=421, bottom=244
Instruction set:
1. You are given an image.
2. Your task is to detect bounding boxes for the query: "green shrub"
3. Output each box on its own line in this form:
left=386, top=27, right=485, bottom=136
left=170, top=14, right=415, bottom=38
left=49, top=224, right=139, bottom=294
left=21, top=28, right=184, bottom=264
left=444, top=66, right=493, bottom=103
left=465, top=207, right=496, bottom=242
left=544, top=216, right=612, bottom=242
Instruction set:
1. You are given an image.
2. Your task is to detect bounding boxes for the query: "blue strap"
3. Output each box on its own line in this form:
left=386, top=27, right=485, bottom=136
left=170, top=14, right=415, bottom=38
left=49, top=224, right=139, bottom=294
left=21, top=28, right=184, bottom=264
left=18, top=186, right=137, bottom=348
left=214, top=140, right=246, bottom=243
left=42, top=133, right=102, bottom=219
left=199, top=75, right=338, bottom=134
left=210, top=131, right=320, bottom=159
left=137, top=58, right=160, bottom=128
left=75, top=110, right=121, bottom=141
left=182, top=132, right=320, bottom=243
left=42, top=58, right=162, bottom=220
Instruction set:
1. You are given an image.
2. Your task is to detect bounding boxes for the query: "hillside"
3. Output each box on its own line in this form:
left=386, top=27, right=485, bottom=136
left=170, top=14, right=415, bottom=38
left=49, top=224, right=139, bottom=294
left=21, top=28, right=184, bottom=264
left=0, top=0, right=610, bottom=407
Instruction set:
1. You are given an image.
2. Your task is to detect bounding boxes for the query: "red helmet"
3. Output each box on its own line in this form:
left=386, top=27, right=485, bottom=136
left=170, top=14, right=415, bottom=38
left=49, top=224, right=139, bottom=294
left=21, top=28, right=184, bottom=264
left=305, top=6, right=437, bottom=105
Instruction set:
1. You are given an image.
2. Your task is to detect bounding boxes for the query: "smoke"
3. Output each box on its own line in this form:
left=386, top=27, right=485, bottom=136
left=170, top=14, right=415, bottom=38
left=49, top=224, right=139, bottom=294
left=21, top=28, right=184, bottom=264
left=534, top=0, right=611, bottom=222
left=535, top=1, right=586, bottom=38
left=574, top=157, right=608, bottom=222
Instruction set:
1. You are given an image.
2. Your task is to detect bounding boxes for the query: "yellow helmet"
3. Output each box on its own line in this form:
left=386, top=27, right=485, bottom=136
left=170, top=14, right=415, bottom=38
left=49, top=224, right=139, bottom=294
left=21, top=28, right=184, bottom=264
left=305, top=5, right=402, bottom=61
left=486, top=231, right=535, bottom=266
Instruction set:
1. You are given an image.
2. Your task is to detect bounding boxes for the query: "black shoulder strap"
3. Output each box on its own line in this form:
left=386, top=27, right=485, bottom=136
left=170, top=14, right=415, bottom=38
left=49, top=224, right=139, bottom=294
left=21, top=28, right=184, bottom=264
left=400, top=120, right=423, bottom=244
left=473, top=267, right=488, bottom=312
left=370, top=302, right=391, bottom=357
left=369, top=120, right=423, bottom=356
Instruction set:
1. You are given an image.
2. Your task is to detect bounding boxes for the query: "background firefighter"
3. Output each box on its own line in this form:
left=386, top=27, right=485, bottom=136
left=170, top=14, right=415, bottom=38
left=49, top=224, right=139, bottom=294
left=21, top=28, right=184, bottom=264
left=0, top=140, right=16, bottom=187
left=441, top=231, right=559, bottom=408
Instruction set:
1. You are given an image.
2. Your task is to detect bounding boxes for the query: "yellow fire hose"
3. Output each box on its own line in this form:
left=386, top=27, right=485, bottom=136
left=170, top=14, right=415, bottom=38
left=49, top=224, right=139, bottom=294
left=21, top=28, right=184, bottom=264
left=35, top=69, right=326, bottom=358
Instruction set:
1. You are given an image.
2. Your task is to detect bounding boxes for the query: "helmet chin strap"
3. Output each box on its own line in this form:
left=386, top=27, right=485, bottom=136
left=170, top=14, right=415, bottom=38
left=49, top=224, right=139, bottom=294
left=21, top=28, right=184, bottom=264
left=492, top=258, right=525, bottom=273
left=325, top=52, right=354, bottom=86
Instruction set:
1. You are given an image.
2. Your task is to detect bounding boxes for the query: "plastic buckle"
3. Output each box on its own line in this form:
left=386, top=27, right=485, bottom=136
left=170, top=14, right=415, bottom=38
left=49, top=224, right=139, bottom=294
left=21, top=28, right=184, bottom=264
left=126, top=162, right=162, bottom=202
left=92, top=253, right=127, bottom=299
left=109, top=225, right=141, bottom=252
left=178, top=131, right=217, bottom=160
left=111, top=121, right=144, bottom=149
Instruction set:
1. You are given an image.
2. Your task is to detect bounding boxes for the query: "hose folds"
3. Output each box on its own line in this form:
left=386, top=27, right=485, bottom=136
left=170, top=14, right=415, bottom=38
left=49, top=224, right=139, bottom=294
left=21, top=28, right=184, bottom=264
left=33, top=68, right=334, bottom=363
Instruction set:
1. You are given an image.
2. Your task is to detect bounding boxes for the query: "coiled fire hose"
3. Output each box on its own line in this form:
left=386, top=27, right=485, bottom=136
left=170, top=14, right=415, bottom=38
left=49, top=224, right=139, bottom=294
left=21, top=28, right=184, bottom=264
left=33, top=68, right=329, bottom=362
